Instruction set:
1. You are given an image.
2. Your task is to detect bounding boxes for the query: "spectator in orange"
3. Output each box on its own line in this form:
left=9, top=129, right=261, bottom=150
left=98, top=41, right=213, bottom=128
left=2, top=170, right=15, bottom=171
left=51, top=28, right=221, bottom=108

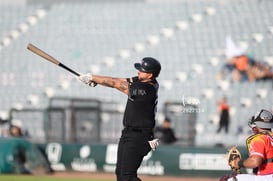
left=222, top=36, right=251, bottom=82
left=231, top=54, right=249, bottom=82
left=217, top=96, right=230, bottom=134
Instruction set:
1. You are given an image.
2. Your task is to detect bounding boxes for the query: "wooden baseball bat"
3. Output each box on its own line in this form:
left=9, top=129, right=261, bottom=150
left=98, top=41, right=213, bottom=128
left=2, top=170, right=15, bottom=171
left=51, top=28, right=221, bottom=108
left=27, top=43, right=80, bottom=76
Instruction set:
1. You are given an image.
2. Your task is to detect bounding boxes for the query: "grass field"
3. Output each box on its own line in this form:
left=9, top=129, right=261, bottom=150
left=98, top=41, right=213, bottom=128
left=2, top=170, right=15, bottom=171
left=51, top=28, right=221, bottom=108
left=0, top=175, right=112, bottom=181
left=0, top=172, right=218, bottom=181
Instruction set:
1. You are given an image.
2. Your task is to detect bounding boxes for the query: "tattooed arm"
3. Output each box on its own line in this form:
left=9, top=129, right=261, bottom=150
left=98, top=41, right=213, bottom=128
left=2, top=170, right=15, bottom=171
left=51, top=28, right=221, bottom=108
left=92, top=75, right=129, bottom=95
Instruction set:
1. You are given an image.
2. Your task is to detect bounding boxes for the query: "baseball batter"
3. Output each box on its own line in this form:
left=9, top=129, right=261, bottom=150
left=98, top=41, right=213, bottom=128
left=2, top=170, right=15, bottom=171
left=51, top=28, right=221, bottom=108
left=79, top=57, right=161, bottom=181
left=223, top=109, right=273, bottom=181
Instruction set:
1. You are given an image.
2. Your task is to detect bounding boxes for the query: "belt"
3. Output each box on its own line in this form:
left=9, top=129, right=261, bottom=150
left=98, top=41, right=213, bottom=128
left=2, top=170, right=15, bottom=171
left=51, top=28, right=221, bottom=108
left=124, top=127, right=153, bottom=133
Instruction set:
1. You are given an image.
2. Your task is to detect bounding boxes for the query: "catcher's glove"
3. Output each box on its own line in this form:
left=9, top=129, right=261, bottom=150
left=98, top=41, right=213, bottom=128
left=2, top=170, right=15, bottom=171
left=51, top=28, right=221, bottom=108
left=226, top=146, right=242, bottom=174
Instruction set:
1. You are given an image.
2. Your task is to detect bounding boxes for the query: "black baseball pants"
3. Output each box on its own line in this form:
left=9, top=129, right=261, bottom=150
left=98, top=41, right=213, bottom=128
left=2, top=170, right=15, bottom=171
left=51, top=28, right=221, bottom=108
left=115, top=128, right=153, bottom=181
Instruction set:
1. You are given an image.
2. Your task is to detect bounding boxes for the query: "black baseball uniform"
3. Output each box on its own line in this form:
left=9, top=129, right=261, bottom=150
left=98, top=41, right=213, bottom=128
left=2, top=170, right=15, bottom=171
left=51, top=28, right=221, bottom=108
left=115, top=76, right=159, bottom=181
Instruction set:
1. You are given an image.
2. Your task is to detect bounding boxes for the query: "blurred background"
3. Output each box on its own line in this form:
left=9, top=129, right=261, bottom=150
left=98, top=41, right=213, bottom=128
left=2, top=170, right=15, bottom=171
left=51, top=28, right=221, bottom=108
left=0, top=0, right=272, bottom=149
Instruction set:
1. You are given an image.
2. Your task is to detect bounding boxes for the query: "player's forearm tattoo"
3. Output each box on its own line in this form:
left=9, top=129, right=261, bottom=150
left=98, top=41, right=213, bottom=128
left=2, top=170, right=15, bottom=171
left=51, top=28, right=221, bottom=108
left=120, top=81, right=128, bottom=91
left=102, top=78, right=116, bottom=88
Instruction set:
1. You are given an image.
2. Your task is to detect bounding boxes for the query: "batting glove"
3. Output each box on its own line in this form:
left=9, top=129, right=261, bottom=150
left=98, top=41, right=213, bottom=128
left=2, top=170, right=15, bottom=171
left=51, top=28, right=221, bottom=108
left=78, top=73, right=97, bottom=87
left=148, top=138, right=159, bottom=151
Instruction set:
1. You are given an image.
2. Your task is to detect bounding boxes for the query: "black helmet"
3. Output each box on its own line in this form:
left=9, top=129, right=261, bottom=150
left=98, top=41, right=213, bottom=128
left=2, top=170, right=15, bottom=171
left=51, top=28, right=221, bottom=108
left=248, top=109, right=273, bottom=129
left=134, top=57, right=161, bottom=77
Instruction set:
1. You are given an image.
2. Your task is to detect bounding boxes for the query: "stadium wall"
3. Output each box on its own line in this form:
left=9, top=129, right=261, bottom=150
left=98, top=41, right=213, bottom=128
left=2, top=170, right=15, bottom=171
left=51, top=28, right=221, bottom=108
left=0, top=138, right=251, bottom=177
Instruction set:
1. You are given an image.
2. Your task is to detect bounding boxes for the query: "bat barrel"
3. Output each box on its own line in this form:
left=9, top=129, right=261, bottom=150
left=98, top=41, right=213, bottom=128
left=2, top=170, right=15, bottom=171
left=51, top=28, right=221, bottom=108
left=27, top=43, right=80, bottom=77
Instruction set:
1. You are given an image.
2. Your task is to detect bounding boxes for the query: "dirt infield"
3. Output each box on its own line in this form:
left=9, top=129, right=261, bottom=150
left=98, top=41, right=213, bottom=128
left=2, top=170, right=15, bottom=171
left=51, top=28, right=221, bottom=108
left=51, top=172, right=219, bottom=181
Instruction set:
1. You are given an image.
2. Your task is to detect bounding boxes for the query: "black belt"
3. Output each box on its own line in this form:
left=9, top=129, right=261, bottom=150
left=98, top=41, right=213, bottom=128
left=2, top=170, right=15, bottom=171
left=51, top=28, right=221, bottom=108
left=124, top=127, right=153, bottom=133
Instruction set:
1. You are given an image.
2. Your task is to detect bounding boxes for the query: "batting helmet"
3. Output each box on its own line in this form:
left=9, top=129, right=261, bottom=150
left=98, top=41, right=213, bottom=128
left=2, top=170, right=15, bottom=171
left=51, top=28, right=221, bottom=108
left=134, top=57, right=161, bottom=77
left=248, top=109, right=273, bottom=129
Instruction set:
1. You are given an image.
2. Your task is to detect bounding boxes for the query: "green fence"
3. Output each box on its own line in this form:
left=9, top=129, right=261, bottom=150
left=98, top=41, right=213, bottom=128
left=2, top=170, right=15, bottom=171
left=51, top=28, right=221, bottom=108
left=36, top=142, right=250, bottom=177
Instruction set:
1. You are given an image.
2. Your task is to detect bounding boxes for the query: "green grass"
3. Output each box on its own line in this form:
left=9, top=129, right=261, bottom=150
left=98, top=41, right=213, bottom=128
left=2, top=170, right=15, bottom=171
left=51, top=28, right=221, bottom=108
left=0, top=175, right=113, bottom=181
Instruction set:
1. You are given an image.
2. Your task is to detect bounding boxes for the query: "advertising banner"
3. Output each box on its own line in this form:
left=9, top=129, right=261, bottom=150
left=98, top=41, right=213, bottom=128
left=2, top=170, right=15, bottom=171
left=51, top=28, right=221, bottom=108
left=42, top=142, right=249, bottom=177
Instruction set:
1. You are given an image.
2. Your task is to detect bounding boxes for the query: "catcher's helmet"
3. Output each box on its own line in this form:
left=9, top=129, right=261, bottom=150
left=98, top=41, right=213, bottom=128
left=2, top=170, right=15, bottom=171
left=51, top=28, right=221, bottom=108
left=248, top=109, right=273, bottom=129
left=134, top=57, right=161, bottom=77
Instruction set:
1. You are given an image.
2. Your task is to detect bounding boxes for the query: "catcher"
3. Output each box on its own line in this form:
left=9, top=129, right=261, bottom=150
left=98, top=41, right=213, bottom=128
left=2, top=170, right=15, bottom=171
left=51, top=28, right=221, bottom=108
left=221, top=109, right=273, bottom=181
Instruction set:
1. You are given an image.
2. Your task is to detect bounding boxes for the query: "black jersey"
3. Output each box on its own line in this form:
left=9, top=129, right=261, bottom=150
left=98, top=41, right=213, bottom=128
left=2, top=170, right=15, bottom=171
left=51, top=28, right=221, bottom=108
left=123, top=76, right=159, bottom=128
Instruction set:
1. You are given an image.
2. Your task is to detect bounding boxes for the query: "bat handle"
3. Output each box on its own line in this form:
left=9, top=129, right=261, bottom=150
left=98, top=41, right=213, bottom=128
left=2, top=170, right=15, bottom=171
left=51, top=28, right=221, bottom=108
left=59, top=63, right=80, bottom=76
